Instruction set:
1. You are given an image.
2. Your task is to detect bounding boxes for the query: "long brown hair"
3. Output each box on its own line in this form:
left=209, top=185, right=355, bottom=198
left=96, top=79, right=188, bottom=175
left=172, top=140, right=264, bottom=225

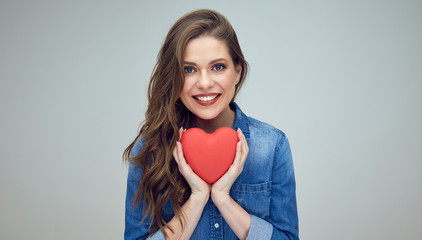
left=123, top=9, right=248, bottom=237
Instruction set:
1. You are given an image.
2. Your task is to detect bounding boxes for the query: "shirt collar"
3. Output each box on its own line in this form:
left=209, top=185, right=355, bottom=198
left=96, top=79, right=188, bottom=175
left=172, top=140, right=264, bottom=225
left=231, top=102, right=250, bottom=141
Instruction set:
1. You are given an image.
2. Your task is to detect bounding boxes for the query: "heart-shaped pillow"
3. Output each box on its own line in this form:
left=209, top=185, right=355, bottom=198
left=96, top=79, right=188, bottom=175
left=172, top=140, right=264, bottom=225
left=181, top=127, right=239, bottom=183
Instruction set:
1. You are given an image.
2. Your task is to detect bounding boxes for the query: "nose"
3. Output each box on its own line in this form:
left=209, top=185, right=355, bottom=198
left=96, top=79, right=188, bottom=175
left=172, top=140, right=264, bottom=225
left=196, top=71, right=214, bottom=89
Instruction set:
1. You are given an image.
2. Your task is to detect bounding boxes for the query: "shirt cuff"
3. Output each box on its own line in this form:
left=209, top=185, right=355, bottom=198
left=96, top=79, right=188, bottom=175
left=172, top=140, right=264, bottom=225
left=147, top=229, right=165, bottom=240
left=246, top=215, right=273, bottom=240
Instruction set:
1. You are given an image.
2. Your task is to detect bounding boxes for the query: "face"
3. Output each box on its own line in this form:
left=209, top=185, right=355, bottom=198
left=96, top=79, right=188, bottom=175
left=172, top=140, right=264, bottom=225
left=180, top=36, right=241, bottom=124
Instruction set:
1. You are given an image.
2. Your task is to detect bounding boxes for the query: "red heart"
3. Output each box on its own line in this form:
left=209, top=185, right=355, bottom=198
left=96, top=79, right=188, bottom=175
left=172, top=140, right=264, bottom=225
left=181, top=127, right=239, bottom=183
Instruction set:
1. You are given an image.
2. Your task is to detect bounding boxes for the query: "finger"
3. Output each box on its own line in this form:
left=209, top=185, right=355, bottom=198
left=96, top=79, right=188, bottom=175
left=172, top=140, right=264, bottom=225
left=237, top=128, right=245, bottom=144
left=173, top=142, right=181, bottom=164
left=236, top=129, right=246, bottom=160
left=231, top=140, right=242, bottom=170
left=176, top=141, right=189, bottom=168
left=178, top=127, right=184, bottom=141
left=236, top=129, right=248, bottom=170
left=174, top=142, right=193, bottom=177
left=241, top=138, right=248, bottom=158
left=176, top=142, right=203, bottom=181
left=176, top=141, right=183, bottom=161
left=238, top=128, right=246, bottom=146
left=238, top=129, right=249, bottom=157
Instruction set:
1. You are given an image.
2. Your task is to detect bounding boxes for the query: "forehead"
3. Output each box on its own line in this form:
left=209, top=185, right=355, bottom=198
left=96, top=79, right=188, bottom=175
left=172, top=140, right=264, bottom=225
left=184, top=36, right=230, bottom=62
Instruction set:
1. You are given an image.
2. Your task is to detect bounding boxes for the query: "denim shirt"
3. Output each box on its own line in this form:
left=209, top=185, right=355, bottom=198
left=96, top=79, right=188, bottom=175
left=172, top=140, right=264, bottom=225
left=125, top=103, right=299, bottom=240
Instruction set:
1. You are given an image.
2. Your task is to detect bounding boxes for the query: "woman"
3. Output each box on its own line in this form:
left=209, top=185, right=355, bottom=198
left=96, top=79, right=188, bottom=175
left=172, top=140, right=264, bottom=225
left=124, top=9, right=298, bottom=240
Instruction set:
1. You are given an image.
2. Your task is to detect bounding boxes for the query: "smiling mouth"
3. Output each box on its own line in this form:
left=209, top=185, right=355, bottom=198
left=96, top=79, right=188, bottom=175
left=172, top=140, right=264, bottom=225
left=194, top=94, right=220, bottom=102
left=193, top=94, right=221, bottom=106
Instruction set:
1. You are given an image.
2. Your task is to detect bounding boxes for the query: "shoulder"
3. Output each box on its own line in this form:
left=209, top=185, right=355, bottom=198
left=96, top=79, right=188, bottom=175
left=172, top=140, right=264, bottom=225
left=244, top=113, right=293, bottom=167
left=232, top=102, right=288, bottom=145
left=130, top=137, right=144, bottom=158
left=246, top=115, right=288, bottom=146
left=127, top=137, right=144, bottom=181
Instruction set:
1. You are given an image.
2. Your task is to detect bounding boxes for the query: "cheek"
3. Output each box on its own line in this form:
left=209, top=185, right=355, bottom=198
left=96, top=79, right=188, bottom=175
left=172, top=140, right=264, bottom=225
left=221, top=73, right=237, bottom=90
left=180, top=90, right=189, bottom=102
left=182, top=75, right=195, bottom=90
left=180, top=81, right=192, bottom=102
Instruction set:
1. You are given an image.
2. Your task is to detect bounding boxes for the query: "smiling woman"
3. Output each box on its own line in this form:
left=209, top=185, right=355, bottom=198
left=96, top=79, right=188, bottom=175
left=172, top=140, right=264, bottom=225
left=180, top=36, right=242, bottom=131
left=123, top=9, right=298, bottom=240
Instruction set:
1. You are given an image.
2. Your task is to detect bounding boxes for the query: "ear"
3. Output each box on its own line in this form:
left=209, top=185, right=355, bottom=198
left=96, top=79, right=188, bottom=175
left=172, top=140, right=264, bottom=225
left=235, top=64, right=242, bottom=84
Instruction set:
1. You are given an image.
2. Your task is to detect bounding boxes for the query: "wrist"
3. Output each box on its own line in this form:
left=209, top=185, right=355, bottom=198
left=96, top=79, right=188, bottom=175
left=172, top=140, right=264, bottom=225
left=190, top=191, right=209, bottom=205
left=211, top=190, right=231, bottom=206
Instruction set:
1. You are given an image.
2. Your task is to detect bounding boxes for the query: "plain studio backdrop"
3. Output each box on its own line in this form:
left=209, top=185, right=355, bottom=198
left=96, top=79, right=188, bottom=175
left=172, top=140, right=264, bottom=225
left=1, top=0, right=421, bottom=239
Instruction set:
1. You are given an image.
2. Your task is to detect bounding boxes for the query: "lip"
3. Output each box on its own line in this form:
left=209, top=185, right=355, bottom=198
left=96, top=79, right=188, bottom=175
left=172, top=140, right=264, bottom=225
left=193, top=93, right=221, bottom=106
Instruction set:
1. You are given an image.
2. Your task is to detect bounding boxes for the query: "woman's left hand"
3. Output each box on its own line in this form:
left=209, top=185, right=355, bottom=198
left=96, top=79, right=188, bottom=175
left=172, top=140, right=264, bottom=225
left=211, top=128, right=249, bottom=202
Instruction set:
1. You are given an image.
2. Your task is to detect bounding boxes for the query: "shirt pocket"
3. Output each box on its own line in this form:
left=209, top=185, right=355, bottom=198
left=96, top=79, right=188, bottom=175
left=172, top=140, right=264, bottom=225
left=232, top=181, right=272, bottom=219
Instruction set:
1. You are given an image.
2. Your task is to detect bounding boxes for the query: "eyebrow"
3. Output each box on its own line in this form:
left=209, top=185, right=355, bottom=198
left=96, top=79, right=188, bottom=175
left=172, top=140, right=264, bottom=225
left=184, top=58, right=228, bottom=66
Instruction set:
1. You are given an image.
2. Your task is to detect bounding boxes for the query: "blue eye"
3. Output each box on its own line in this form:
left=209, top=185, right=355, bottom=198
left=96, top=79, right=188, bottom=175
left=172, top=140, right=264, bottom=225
left=213, top=64, right=225, bottom=71
left=184, top=66, right=195, bottom=74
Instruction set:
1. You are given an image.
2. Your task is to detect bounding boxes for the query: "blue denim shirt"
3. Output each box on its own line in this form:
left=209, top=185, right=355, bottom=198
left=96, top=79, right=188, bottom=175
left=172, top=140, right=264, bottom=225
left=125, top=103, right=299, bottom=240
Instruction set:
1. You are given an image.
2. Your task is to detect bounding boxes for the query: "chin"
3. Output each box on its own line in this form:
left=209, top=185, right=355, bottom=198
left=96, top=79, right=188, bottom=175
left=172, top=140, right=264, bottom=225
left=194, top=111, right=220, bottom=121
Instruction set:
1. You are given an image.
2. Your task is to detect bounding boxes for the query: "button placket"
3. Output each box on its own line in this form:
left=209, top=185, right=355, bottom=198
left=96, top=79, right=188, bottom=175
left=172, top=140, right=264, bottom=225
left=209, top=201, right=223, bottom=239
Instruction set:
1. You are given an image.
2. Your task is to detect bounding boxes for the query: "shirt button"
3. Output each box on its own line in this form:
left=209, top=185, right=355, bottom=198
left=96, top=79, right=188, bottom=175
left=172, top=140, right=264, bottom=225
left=214, top=223, right=219, bottom=228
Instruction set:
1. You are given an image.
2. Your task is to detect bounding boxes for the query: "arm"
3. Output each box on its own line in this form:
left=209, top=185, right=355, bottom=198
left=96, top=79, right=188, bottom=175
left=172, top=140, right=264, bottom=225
left=211, top=194, right=251, bottom=239
left=268, top=135, right=299, bottom=239
left=125, top=136, right=210, bottom=240
left=163, top=193, right=208, bottom=239
left=245, top=134, right=299, bottom=240
left=124, top=138, right=157, bottom=240
left=125, top=164, right=163, bottom=240
left=125, top=162, right=208, bottom=240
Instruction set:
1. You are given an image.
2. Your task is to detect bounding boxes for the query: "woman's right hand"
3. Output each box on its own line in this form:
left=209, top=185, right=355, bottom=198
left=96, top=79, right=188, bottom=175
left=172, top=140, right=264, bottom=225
left=173, top=127, right=210, bottom=200
left=165, top=129, right=210, bottom=240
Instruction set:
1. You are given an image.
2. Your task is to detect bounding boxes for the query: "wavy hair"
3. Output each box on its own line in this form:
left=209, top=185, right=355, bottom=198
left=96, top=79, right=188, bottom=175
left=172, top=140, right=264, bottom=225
left=123, top=9, right=248, bottom=237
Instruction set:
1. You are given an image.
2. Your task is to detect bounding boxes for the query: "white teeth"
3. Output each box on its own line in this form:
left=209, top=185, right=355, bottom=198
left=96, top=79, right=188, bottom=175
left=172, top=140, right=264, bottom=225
left=196, top=95, right=218, bottom=101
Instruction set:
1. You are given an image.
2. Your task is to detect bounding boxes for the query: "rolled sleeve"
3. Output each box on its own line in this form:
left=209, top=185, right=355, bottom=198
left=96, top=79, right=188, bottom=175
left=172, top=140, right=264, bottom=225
left=246, top=215, right=273, bottom=240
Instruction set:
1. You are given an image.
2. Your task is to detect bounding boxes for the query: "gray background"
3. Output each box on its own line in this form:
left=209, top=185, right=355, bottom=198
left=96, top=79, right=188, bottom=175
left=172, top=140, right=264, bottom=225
left=1, top=0, right=421, bottom=239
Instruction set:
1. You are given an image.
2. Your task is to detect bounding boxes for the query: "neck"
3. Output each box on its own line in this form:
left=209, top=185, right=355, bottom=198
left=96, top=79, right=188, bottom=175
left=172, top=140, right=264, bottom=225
left=193, top=107, right=235, bottom=133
